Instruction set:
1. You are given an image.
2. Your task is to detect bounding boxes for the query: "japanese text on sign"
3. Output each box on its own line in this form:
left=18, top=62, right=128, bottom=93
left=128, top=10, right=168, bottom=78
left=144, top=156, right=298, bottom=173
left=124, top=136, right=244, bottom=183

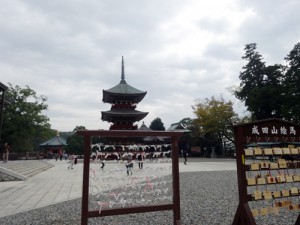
left=252, top=125, right=296, bottom=135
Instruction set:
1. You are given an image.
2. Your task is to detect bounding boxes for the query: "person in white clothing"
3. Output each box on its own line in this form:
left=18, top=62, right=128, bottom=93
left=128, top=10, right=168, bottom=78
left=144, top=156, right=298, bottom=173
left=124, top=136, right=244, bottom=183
left=68, top=153, right=75, bottom=169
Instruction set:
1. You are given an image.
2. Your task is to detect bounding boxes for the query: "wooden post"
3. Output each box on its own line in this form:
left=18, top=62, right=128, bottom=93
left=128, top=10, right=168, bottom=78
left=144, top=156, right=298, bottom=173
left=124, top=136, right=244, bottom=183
left=78, top=130, right=184, bottom=224
left=0, top=84, right=8, bottom=144
left=171, top=136, right=181, bottom=225
left=81, top=135, right=91, bottom=225
left=232, top=126, right=256, bottom=225
left=232, top=118, right=300, bottom=225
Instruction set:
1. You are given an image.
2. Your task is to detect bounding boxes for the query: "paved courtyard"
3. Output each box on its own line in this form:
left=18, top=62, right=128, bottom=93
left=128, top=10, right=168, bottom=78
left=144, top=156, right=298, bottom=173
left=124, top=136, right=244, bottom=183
left=0, top=158, right=236, bottom=218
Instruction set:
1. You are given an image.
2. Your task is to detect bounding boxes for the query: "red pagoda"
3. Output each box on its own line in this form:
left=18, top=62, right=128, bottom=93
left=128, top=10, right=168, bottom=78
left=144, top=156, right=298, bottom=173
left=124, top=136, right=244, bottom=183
left=101, top=57, right=148, bottom=130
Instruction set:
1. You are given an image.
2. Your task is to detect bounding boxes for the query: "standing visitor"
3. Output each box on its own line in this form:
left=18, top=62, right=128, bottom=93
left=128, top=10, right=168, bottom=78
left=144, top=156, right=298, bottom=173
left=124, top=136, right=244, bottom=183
left=137, top=152, right=144, bottom=169
left=74, top=155, right=78, bottom=165
left=183, top=149, right=187, bottom=165
left=126, top=157, right=133, bottom=175
left=3, top=143, right=10, bottom=163
left=68, top=153, right=75, bottom=169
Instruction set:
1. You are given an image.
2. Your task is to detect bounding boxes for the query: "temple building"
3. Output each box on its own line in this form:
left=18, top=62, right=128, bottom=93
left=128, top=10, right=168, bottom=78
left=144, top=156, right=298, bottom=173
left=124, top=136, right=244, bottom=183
left=39, top=132, right=67, bottom=157
left=139, top=122, right=166, bottom=143
left=101, top=57, right=148, bottom=130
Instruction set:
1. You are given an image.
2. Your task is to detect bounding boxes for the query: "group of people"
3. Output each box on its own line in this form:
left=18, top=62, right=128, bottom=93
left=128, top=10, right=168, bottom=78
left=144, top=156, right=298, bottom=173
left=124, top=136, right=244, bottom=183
left=92, top=152, right=144, bottom=175
left=55, top=153, right=64, bottom=161
left=97, top=150, right=188, bottom=176
left=2, top=142, right=188, bottom=169
left=126, top=152, right=145, bottom=175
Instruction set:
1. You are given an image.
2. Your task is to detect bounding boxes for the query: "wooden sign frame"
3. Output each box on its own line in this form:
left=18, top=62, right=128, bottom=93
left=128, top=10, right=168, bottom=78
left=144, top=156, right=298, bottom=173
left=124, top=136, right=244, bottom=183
left=232, top=118, right=300, bottom=225
left=77, top=130, right=183, bottom=225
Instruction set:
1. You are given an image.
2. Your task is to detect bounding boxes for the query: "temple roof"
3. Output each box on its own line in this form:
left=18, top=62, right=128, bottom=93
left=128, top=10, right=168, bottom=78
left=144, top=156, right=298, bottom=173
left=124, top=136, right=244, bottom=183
left=39, top=134, right=67, bottom=146
left=0, top=82, right=10, bottom=106
left=167, top=122, right=190, bottom=132
left=102, top=57, right=147, bottom=103
left=101, top=109, right=148, bottom=122
left=138, top=122, right=151, bottom=131
left=138, top=122, right=166, bottom=142
left=0, top=82, right=8, bottom=91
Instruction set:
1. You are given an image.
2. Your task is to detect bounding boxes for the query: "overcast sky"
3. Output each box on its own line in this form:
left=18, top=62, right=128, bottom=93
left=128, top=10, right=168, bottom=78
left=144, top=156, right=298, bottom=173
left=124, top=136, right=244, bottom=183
left=1, top=0, right=300, bottom=131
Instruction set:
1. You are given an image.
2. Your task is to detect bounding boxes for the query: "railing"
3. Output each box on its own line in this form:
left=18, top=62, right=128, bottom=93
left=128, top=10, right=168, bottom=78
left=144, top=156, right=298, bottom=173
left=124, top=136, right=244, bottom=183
left=111, top=104, right=136, bottom=110
left=110, top=124, right=138, bottom=130
left=1, top=152, right=45, bottom=160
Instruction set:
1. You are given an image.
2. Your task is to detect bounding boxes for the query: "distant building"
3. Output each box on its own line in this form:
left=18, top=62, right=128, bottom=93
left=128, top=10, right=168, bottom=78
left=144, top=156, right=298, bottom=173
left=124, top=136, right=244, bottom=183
left=101, top=57, right=148, bottom=130
left=167, top=122, right=189, bottom=132
left=0, top=82, right=9, bottom=142
left=167, top=122, right=191, bottom=153
left=39, top=132, right=67, bottom=156
left=139, top=122, right=166, bottom=143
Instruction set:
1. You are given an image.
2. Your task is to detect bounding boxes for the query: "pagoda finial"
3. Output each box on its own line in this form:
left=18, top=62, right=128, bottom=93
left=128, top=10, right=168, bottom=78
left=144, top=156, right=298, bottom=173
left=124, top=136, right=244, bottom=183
left=120, top=56, right=126, bottom=84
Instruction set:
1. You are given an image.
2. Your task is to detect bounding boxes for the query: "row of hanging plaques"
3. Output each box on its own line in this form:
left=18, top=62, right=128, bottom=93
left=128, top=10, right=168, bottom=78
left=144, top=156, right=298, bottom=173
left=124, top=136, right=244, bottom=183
left=250, top=200, right=299, bottom=217
left=245, top=147, right=300, bottom=156
left=247, top=170, right=300, bottom=186
left=244, top=147, right=300, bottom=217
left=249, top=187, right=300, bottom=216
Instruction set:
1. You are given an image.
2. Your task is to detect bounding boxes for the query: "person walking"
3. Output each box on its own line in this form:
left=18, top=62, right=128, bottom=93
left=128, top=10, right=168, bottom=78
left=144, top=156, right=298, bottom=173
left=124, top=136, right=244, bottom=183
left=183, top=149, right=188, bottom=165
left=100, top=160, right=105, bottom=170
left=3, top=143, right=10, bottom=163
left=68, top=153, right=75, bottom=169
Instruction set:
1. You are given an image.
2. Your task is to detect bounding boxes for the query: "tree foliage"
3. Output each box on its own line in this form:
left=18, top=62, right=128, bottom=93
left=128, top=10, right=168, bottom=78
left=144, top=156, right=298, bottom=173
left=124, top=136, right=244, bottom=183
left=192, top=96, right=239, bottom=154
left=65, top=126, right=86, bottom=155
left=282, top=42, right=300, bottom=123
left=2, top=83, right=55, bottom=152
left=235, top=43, right=284, bottom=120
left=235, top=42, right=300, bottom=123
left=149, top=117, right=165, bottom=131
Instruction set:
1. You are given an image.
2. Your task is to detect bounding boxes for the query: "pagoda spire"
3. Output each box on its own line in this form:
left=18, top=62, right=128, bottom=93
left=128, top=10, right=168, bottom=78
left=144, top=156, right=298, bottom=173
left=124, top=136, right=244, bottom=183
left=120, top=56, right=126, bottom=84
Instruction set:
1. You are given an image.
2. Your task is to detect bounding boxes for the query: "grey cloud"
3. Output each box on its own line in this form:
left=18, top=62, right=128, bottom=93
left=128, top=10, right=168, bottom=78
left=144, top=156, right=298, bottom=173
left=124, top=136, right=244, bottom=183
left=237, top=0, right=300, bottom=63
left=1, top=0, right=299, bottom=131
left=197, top=17, right=230, bottom=33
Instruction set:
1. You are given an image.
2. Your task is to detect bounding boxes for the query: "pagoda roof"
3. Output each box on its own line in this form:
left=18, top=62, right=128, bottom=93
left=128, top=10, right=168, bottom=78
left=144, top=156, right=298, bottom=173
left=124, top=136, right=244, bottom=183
left=102, top=57, right=147, bottom=103
left=101, top=109, right=148, bottom=122
left=102, top=83, right=147, bottom=103
left=39, top=134, right=67, bottom=147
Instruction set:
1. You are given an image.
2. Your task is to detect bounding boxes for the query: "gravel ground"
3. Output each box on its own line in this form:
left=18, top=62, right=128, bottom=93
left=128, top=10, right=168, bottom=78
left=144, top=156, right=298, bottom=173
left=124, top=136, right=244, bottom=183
left=0, top=170, right=298, bottom=225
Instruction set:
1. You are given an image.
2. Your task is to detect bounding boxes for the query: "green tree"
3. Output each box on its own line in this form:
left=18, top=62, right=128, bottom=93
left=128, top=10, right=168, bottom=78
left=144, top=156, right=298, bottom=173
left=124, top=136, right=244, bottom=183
left=179, top=117, right=204, bottom=149
left=260, top=65, right=284, bottom=118
left=235, top=43, right=284, bottom=120
left=192, top=96, right=238, bottom=155
left=149, top=117, right=165, bottom=131
left=2, top=84, right=54, bottom=152
left=282, top=42, right=300, bottom=123
left=65, top=126, right=86, bottom=155
left=235, top=43, right=266, bottom=101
